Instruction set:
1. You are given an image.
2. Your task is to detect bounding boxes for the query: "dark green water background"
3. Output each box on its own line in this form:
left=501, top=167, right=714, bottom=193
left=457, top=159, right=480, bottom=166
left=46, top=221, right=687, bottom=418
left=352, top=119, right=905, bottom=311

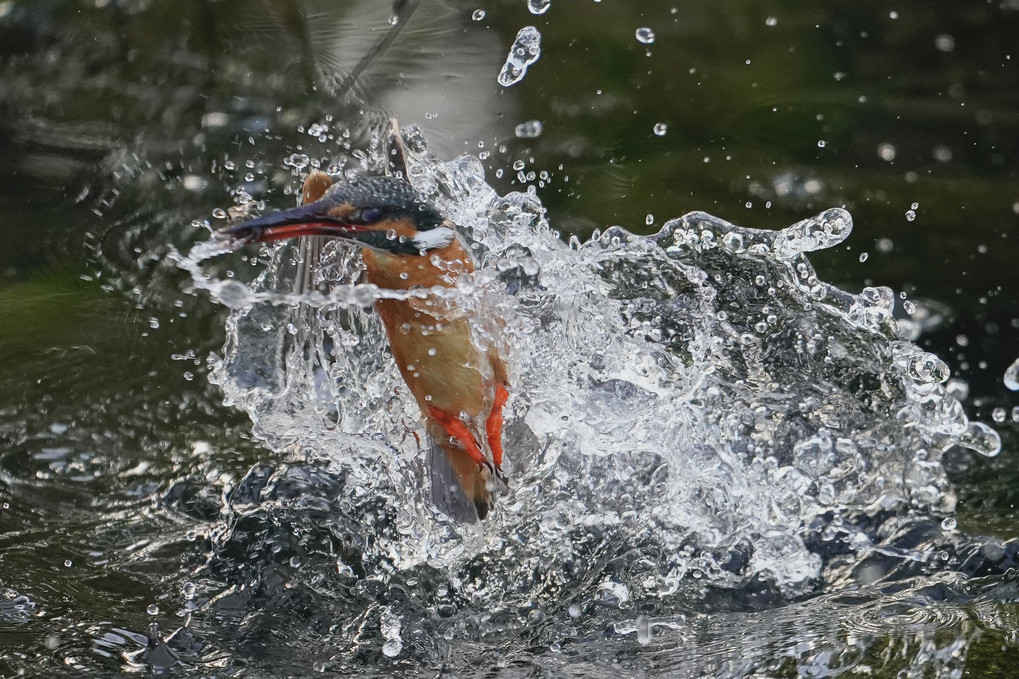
left=2, top=0, right=1019, bottom=675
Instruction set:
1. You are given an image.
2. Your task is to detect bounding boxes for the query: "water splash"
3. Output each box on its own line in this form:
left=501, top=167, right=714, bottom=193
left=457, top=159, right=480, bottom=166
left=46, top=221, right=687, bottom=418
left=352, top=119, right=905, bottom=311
left=178, top=126, right=1004, bottom=674
left=498, top=26, right=542, bottom=87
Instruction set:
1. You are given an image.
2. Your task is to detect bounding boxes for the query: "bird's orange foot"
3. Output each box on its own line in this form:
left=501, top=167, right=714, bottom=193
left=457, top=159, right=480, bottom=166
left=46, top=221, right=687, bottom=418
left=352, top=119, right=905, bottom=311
left=428, top=406, right=492, bottom=473
left=485, top=383, right=509, bottom=478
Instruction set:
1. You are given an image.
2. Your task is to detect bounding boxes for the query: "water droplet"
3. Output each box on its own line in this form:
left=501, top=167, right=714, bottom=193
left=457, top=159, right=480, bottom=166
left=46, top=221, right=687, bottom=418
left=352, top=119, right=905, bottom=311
left=472, top=9, right=485, bottom=20
left=499, top=27, right=542, bottom=87
left=635, top=27, right=656, bottom=44
left=906, top=352, right=949, bottom=383
left=645, top=213, right=655, bottom=226
left=859, top=252, right=869, bottom=263
left=877, top=143, right=896, bottom=161
left=933, top=145, right=953, bottom=163
left=817, top=140, right=827, bottom=148
left=514, top=120, right=544, bottom=138
left=653, top=122, right=667, bottom=136
left=64, top=560, right=72, bottom=568
left=527, top=0, right=551, bottom=15
left=935, top=34, right=955, bottom=52
left=211, top=208, right=227, bottom=219
left=992, top=407, right=1007, bottom=423
left=146, top=604, right=159, bottom=616
left=765, top=16, right=778, bottom=26
left=905, top=209, right=916, bottom=222
left=941, top=517, right=957, bottom=531
left=1004, top=357, right=1019, bottom=390
left=290, top=555, right=302, bottom=568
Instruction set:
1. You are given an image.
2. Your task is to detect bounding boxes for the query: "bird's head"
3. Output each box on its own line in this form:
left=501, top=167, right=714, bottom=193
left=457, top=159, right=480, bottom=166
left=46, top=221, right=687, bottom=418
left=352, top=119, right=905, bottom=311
left=223, top=175, right=455, bottom=256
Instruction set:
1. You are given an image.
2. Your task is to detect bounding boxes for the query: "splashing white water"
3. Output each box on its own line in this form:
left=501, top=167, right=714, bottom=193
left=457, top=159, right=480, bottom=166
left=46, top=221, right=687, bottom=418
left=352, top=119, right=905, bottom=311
left=182, top=126, right=999, bottom=612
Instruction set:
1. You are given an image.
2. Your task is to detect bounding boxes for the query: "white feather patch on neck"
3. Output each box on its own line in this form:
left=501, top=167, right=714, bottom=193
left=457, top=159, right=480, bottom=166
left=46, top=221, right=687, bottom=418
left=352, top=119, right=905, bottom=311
left=411, top=224, right=455, bottom=251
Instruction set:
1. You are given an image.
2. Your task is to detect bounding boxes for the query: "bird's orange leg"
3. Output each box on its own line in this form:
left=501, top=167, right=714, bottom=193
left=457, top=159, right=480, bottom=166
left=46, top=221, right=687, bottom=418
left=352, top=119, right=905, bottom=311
left=485, top=383, right=509, bottom=470
left=428, top=407, right=489, bottom=469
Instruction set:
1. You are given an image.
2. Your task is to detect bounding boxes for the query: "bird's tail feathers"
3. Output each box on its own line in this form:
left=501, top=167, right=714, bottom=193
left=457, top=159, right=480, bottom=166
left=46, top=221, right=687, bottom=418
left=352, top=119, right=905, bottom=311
left=427, top=436, right=507, bottom=523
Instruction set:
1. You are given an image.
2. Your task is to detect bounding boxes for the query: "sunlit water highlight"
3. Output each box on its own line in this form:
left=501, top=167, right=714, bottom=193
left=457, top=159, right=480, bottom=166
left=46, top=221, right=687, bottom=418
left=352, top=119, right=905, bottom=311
left=154, top=127, right=1018, bottom=676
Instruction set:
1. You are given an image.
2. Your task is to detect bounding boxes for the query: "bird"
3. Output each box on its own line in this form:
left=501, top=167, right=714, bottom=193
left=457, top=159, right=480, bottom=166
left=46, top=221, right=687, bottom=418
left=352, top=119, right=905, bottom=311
left=220, top=127, right=509, bottom=522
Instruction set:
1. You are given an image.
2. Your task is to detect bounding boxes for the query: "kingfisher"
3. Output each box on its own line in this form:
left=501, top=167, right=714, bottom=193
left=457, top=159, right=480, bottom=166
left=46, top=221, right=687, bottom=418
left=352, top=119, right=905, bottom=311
left=220, top=132, right=509, bottom=522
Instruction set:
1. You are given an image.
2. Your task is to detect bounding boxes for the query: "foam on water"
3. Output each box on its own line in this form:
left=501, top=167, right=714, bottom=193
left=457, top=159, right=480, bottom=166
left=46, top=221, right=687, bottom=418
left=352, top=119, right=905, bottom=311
left=180, top=127, right=1002, bottom=671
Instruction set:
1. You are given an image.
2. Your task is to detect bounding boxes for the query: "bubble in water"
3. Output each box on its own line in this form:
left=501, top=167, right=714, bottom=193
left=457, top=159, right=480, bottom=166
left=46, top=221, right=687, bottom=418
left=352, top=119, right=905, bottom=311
left=514, top=120, right=544, bottom=138
left=1004, top=357, right=1019, bottom=390
left=528, top=0, right=551, bottom=15
left=635, top=27, right=656, bottom=44
left=941, top=517, right=957, bottom=531
left=653, top=122, right=668, bottom=136
left=992, top=408, right=1007, bottom=423
left=498, top=26, right=542, bottom=87
left=472, top=9, right=485, bottom=20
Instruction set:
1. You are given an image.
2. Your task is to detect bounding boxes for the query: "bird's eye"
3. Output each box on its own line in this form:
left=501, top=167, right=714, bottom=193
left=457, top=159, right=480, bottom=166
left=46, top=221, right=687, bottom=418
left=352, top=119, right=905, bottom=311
left=361, top=207, right=383, bottom=223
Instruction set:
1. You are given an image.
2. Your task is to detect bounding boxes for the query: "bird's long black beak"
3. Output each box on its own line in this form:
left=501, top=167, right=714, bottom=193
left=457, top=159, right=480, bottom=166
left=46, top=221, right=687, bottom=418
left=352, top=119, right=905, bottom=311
left=223, top=202, right=366, bottom=244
